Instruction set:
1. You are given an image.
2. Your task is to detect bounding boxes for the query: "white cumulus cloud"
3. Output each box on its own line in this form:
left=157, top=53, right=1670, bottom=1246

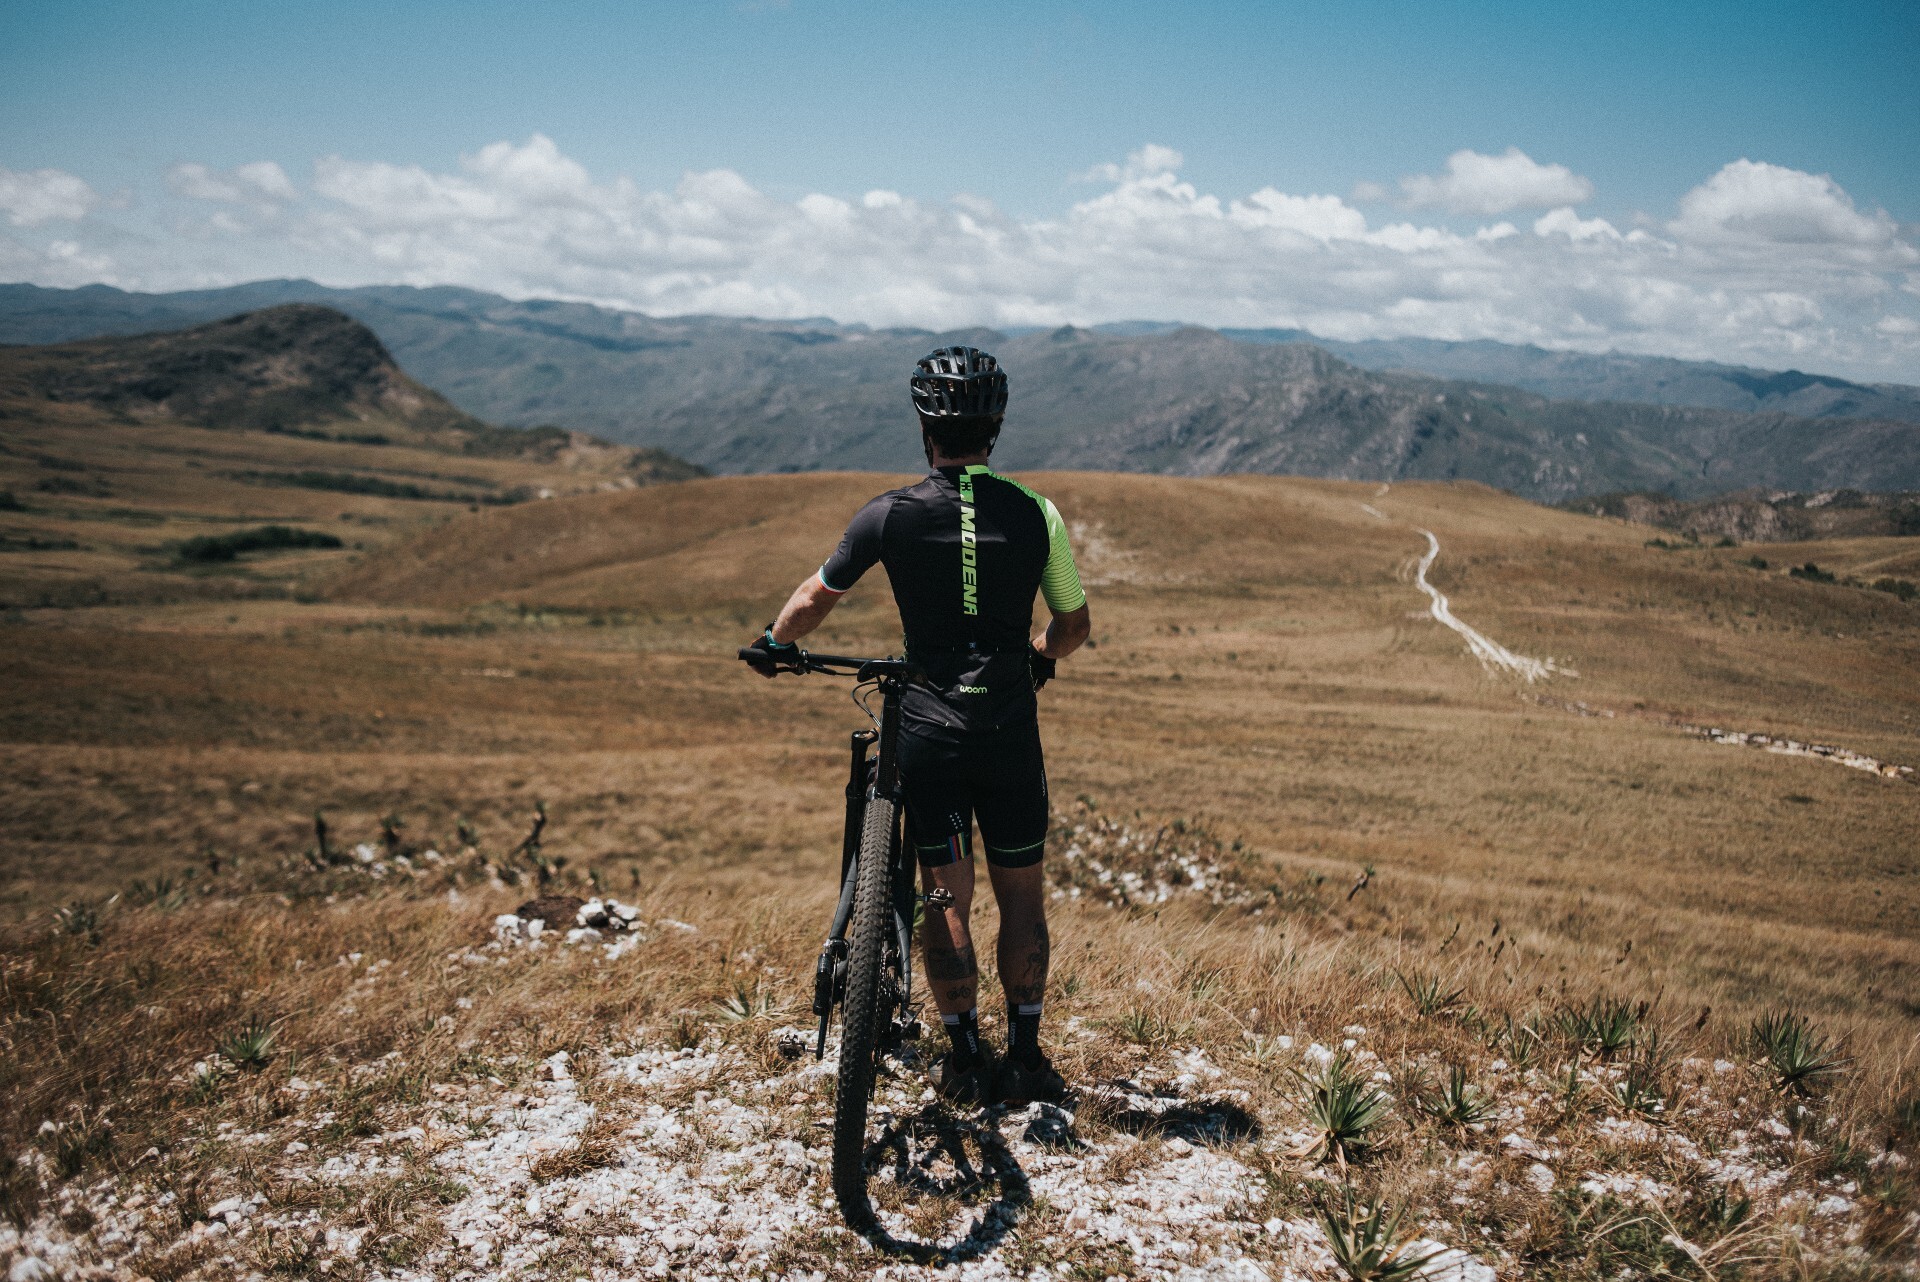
left=1400, top=147, right=1594, bottom=216
left=1533, top=207, right=1622, bottom=242
left=0, top=166, right=100, bottom=226
left=1078, top=143, right=1185, bottom=185
left=168, top=160, right=298, bottom=206
left=3, top=139, right=1916, bottom=381
left=1670, top=158, right=1903, bottom=248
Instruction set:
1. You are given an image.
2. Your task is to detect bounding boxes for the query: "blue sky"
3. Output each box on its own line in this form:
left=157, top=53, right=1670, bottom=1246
left=5, top=0, right=1915, bottom=222
left=3, top=0, right=1918, bottom=378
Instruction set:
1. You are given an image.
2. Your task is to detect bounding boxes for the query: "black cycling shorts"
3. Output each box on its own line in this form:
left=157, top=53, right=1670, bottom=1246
left=899, top=721, right=1049, bottom=869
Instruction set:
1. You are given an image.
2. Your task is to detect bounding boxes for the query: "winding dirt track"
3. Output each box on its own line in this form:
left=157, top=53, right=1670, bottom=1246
left=1358, top=487, right=1565, bottom=681
left=1365, top=489, right=1912, bottom=782
left=1411, top=529, right=1567, bottom=682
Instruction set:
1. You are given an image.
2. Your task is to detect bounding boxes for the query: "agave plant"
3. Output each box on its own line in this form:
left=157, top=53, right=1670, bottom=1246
left=1395, top=971, right=1465, bottom=1019
left=1557, top=996, right=1641, bottom=1060
left=1115, top=1006, right=1178, bottom=1047
left=52, top=897, right=111, bottom=945
left=1555, top=1052, right=1588, bottom=1114
left=1418, top=1064, right=1494, bottom=1128
left=711, top=981, right=777, bottom=1023
left=1293, top=1051, right=1393, bottom=1167
left=1611, top=1055, right=1671, bottom=1118
left=218, top=1017, right=277, bottom=1071
left=1490, top=1009, right=1546, bottom=1069
left=1315, top=1184, right=1444, bottom=1282
left=1750, top=1011, right=1847, bottom=1097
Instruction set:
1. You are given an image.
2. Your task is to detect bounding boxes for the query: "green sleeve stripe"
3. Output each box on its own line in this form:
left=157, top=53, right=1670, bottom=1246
left=1038, top=496, right=1088, bottom=612
left=988, top=471, right=1087, bottom=612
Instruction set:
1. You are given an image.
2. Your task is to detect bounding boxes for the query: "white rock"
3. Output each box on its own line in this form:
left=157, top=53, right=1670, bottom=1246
left=1413, top=1245, right=1497, bottom=1282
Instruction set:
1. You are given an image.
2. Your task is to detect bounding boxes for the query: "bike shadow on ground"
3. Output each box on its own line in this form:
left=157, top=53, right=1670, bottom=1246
left=856, top=1099, right=1080, bottom=1263
left=1077, top=1077, right=1262, bottom=1146
left=853, top=1078, right=1256, bottom=1261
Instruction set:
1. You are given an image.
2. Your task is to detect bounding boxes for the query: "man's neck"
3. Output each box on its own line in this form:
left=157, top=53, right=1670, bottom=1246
left=930, top=453, right=990, bottom=470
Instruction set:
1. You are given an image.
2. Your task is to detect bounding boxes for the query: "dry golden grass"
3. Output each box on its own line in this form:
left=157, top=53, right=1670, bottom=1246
left=0, top=396, right=643, bottom=609
left=2, top=458, right=1918, bottom=1276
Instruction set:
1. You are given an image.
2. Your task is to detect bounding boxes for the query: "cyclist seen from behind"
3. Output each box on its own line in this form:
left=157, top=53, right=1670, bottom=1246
left=746, top=346, right=1091, bottom=1105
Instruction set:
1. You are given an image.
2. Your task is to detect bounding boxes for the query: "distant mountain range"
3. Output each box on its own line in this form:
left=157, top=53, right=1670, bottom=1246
left=4, top=280, right=1919, bottom=500
left=1057, top=323, right=1920, bottom=423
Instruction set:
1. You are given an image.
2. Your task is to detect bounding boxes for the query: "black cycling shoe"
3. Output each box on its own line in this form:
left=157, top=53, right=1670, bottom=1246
left=932, top=1053, right=997, bottom=1107
left=997, top=1052, right=1066, bottom=1105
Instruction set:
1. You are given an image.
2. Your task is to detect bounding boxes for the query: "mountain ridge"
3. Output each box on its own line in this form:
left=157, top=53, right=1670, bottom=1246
left=9, top=279, right=1916, bottom=423
left=4, top=284, right=1919, bottom=500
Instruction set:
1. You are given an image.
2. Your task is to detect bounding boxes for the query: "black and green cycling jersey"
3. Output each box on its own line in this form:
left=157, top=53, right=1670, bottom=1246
left=819, top=464, right=1085, bottom=738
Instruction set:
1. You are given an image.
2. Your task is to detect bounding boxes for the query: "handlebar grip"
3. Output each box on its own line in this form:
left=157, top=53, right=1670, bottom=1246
left=737, top=647, right=761, bottom=661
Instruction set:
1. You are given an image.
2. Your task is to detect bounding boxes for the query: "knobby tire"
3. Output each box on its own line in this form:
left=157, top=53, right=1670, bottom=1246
left=830, top=793, right=897, bottom=1232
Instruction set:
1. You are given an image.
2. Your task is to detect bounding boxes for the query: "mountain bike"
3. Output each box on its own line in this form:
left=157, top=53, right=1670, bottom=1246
left=736, top=644, right=934, bottom=1232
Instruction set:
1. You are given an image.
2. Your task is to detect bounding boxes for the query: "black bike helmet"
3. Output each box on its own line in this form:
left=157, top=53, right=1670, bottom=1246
left=910, top=346, right=1009, bottom=419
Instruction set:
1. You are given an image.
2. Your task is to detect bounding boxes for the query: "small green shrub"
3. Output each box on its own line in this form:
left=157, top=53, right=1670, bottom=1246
left=1417, top=1064, right=1494, bottom=1127
left=51, top=899, right=104, bottom=945
left=175, top=525, right=343, bottom=564
left=1751, top=1010, right=1846, bottom=1097
left=1788, top=562, right=1836, bottom=584
left=1556, top=996, right=1641, bottom=1059
left=1314, top=1185, right=1443, bottom=1281
left=1395, top=970, right=1464, bottom=1018
left=218, top=1017, right=278, bottom=1071
left=1115, top=1006, right=1180, bottom=1047
left=1293, top=1050, right=1393, bottom=1166
left=712, top=981, right=776, bottom=1023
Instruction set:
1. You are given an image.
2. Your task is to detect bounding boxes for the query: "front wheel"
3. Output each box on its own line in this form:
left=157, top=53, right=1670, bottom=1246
left=830, top=793, right=897, bottom=1231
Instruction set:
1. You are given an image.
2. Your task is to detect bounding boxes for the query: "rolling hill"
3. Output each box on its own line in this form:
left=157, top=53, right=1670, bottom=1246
left=0, top=304, right=703, bottom=608
left=6, top=281, right=1919, bottom=501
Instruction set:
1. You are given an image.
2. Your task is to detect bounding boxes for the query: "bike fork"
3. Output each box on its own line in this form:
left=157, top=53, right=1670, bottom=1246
left=812, top=730, right=876, bottom=1059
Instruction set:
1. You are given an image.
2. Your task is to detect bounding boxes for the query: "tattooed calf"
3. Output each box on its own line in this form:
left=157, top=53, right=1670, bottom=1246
left=1005, top=919, right=1050, bottom=1005
left=924, top=942, right=978, bottom=981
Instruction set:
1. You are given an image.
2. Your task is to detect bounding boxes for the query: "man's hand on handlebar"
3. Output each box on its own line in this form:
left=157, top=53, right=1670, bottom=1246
left=742, top=625, right=800, bottom=677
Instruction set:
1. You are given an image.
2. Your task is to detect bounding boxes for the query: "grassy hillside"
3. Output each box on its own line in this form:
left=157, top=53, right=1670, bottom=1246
left=0, top=307, right=704, bottom=609
left=1563, top=489, right=1920, bottom=546
left=3, top=470, right=1917, bottom=1277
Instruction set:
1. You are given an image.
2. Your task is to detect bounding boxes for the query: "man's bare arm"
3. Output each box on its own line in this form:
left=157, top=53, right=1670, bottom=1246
left=769, top=573, right=841, bottom=645
left=1033, top=603, right=1090, bottom=659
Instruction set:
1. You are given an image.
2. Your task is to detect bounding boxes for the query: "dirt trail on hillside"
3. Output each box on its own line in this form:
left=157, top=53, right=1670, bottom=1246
left=1411, top=530, right=1569, bottom=682
left=1359, top=488, right=1566, bottom=682
left=1364, top=490, right=1913, bottom=782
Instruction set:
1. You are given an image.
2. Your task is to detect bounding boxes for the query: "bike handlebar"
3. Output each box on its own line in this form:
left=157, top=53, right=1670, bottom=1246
left=737, top=647, right=923, bottom=682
